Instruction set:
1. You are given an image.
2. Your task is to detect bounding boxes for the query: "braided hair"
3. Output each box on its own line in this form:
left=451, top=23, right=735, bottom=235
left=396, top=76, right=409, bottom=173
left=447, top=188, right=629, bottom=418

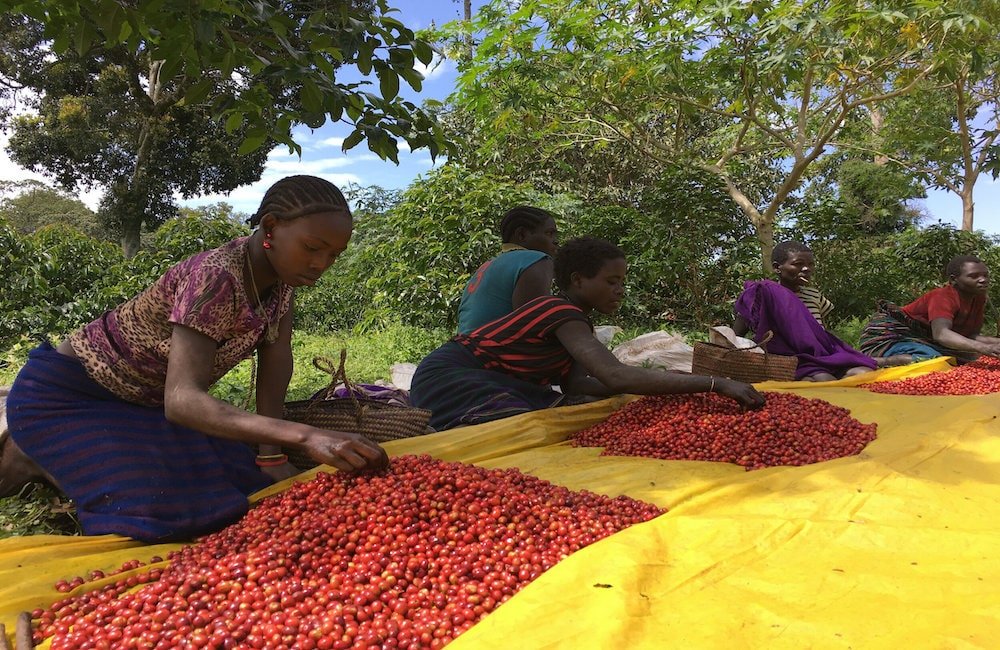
left=499, top=206, right=555, bottom=243
left=771, top=241, right=812, bottom=266
left=554, top=237, right=625, bottom=290
left=945, top=254, right=984, bottom=280
left=248, top=175, right=350, bottom=227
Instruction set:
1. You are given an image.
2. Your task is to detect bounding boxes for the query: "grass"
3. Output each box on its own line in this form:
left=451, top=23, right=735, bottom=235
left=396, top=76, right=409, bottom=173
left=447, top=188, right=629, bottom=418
left=0, top=483, right=80, bottom=538
left=0, top=323, right=451, bottom=538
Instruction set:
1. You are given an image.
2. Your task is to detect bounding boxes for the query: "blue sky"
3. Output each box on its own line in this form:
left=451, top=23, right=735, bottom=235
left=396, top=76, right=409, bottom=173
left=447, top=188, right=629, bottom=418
left=1, top=0, right=997, bottom=233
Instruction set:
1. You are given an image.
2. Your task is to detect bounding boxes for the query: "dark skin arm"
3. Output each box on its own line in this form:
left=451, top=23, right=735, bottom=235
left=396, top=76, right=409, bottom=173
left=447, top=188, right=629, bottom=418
left=930, top=318, right=1000, bottom=356
left=163, top=323, right=388, bottom=474
left=554, top=320, right=764, bottom=408
left=253, top=301, right=300, bottom=481
left=511, top=258, right=554, bottom=310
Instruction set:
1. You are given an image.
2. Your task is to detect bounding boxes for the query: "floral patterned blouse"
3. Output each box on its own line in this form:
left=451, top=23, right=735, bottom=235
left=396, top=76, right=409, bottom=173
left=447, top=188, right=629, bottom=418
left=69, top=237, right=293, bottom=406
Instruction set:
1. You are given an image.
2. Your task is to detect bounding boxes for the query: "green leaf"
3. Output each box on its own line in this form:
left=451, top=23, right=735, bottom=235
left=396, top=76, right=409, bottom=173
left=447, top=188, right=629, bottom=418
left=377, top=64, right=400, bottom=101
left=73, top=21, right=97, bottom=55
left=411, top=39, right=434, bottom=66
left=301, top=79, right=323, bottom=114
left=238, top=129, right=268, bottom=155
left=224, top=112, right=244, bottom=133
left=158, top=56, right=182, bottom=81
left=342, top=128, right=365, bottom=151
left=182, top=80, right=213, bottom=106
left=195, top=18, right=215, bottom=44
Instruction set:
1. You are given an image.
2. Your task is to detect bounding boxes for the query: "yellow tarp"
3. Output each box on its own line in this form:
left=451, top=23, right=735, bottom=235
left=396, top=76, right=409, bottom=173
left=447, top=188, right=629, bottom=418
left=4, top=357, right=1000, bottom=648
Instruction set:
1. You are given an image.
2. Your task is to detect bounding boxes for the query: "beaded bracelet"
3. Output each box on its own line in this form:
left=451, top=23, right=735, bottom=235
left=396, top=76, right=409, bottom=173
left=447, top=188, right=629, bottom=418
left=255, top=454, right=288, bottom=467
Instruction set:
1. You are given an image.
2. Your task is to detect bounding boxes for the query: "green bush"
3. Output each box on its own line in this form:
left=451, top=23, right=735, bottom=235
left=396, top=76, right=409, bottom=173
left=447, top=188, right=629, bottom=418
left=295, top=165, right=554, bottom=332
left=0, top=214, right=249, bottom=352
left=0, top=220, right=125, bottom=350
left=811, top=224, right=1000, bottom=328
left=100, top=214, right=249, bottom=307
left=561, top=169, right=760, bottom=329
left=828, top=317, right=867, bottom=349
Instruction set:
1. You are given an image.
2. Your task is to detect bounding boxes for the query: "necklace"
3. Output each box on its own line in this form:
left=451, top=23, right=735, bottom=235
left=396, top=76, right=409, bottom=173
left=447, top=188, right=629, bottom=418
left=245, top=243, right=280, bottom=344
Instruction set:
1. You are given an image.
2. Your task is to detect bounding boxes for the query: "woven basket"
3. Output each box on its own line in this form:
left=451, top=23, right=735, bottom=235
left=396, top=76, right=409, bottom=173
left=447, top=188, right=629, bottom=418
left=691, top=331, right=798, bottom=383
left=281, top=351, right=432, bottom=469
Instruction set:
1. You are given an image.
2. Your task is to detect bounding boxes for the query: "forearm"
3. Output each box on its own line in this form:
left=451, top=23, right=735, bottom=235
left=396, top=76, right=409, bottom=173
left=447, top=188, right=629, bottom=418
left=255, top=359, right=292, bottom=418
left=933, top=328, right=987, bottom=353
left=597, top=365, right=715, bottom=396
left=255, top=350, right=294, bottom=455
left=562, top=375, right=615, bottom=397
left=733, top=315, right=750, bottom=337
left=164, top=386, right=309, bottom=450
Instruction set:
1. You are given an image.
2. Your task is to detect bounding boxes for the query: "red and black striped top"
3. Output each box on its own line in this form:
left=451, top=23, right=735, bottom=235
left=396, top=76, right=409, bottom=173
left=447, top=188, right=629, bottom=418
left=454, top=295, right=591, bottom=385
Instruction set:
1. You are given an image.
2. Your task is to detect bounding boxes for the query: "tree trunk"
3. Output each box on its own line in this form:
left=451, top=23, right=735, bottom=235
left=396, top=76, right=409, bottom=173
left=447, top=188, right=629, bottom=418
left=961, top=188, right=974, bottom=231
left=121, top=216, right=141, bottom=258
left=755, top=220, right=775, bottom=274
left=460, top=0, right=473, bottom=61
left=714, top=172, right=773, bottom=274
left=869, top=106, right=889, bottom=166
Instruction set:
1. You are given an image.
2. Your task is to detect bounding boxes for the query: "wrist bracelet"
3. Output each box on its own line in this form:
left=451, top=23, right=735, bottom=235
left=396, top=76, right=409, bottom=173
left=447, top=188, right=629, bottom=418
left=256, top=454, right=288, bottom=467
left=709, top=376, right=716, bottom=393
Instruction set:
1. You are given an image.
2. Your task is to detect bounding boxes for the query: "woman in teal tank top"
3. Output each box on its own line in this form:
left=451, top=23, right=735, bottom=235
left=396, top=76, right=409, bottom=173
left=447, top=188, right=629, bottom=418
left=457, top=206, right=559, bottom=334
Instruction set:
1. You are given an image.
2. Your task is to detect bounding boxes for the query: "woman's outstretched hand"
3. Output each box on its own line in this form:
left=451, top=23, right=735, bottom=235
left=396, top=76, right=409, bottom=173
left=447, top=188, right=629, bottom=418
left=977, top=342, right=1000, bottom=358
left=302, top=430, right=389, bottom=472
left=714, top=378, right=766, bottom=409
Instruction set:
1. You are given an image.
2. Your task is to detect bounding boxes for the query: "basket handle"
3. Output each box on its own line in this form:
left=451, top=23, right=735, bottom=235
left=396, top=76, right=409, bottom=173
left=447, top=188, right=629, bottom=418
left=720, top=330, right=774, bottom=358
left=311, top=349, right=366, bottom=424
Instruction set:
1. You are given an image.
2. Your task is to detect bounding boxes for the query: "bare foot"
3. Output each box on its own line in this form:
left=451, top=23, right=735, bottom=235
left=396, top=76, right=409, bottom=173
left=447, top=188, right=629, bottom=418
left=0, top=433, right=58, bottom=498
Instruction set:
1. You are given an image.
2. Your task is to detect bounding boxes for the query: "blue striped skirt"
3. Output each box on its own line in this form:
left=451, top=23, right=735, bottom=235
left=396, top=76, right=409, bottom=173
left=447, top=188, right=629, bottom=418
left=410, top=341, right=565, bottom=431
left=6, top=342, right=271, bottom=542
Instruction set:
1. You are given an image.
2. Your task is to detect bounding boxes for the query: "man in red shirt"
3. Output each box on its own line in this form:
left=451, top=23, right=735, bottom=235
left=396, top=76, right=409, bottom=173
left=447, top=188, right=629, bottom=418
left=859, top=255, right=1000, bottom=362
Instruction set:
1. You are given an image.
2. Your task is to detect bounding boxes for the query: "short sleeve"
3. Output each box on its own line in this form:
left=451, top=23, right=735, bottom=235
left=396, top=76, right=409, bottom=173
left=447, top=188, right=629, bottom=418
left=925, top=288, right=961, bottom=323
left=535, top=299, right=590, bottom=338
left=168, top=266, right=242, bottom=342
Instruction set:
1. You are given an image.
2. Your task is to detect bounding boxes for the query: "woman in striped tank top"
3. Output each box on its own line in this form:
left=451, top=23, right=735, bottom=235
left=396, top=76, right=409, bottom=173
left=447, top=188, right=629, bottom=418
left=411, top=237, right=764, bottom=431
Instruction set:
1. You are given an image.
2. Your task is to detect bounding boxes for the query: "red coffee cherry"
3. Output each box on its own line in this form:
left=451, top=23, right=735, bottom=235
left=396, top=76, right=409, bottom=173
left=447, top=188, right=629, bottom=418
left=869, top=357, right=1000, bottom=395
left=34, top=455, right=663, bottom=649
left=571, top=392, right=877, bottom=471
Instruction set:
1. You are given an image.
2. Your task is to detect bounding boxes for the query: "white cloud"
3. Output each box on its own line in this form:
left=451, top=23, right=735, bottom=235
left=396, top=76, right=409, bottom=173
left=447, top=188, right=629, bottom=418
left=266, top=156, right=358, bottom=173
left=0, top=130, right=105, bottom=209
left=184, top=170, right=364, bottom=213
left=318, top=136, right=345, bottom=148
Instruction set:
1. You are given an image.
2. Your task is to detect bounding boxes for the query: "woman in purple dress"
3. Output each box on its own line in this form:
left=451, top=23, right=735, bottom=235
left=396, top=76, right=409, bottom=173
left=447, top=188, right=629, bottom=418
left=733, top=241, right=879, bottom=382
left=1, top=176, right=386, bottom=541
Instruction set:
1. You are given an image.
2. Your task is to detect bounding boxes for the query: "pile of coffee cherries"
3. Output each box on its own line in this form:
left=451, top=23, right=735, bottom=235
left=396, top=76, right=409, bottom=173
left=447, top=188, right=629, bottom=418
left=32, top=455, right=663, bottom=649
left=868, top=356, right=1000, bottom=395
left=571, top=392, right=877, bottom=470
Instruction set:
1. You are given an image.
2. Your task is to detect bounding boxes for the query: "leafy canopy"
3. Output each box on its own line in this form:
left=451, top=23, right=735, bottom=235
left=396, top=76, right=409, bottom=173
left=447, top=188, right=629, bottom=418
left=0, top=0, right=450, bottom=161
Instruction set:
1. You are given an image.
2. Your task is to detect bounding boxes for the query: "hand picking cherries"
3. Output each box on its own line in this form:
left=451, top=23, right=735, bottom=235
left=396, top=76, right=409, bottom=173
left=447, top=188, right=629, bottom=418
left=571, top=392, right=877, bottom=470
left=32, top=455, right=662, bottom=649
left=868, top=356, right=1000, bottom=395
